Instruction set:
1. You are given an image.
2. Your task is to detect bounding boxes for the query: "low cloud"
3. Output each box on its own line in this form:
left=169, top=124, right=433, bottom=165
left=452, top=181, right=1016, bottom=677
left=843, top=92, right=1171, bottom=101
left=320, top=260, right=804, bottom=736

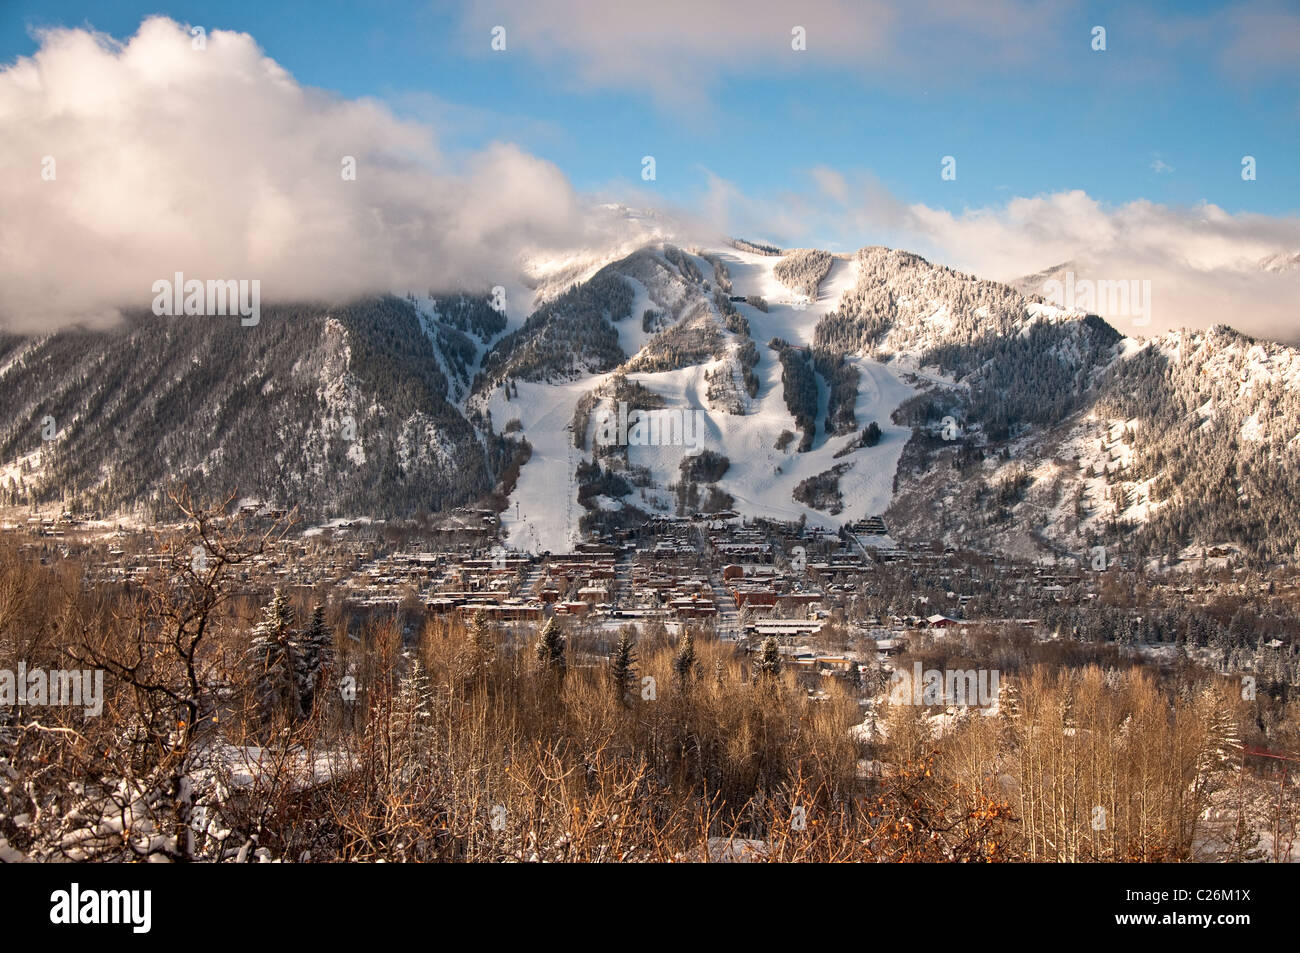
left=0, top=17, right=654, bottom=332
left=902, top=192, right=1300, bottom=341
left=701, top=169, right=1300, bottom=342
left=3, top=16, right=1296, bottom=345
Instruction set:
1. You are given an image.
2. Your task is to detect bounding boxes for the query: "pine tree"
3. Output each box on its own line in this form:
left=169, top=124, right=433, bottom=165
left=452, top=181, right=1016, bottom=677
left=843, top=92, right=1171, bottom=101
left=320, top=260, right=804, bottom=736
left=297, top=604, right=333, bottom=714
left=674, top=630, right=696, bottom=691
left=391, top=656, right=434, bottom=775
left=465, top=609, right=496, bottom=682
left=536, top=616, right=566, bottom=676
left=610, top=628, right=637, bottom=701
left=247, top=588, right=300, bottom=720
left=757, top=636, right=781, bottom=681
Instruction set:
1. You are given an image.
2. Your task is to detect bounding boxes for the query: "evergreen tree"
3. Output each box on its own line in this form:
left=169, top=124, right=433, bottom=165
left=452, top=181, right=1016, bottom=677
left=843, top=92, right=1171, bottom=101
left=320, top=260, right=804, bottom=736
left=391, top=657, right=434, bottom=775
left=610, top=628, right=637, bottom=702
left=757, top=636, right=781, bottom=681
left=247, top=588, right=300, bottom=721
left=674, top=630, right=697, bottom=691
left=297, top=604, right=333, bottom=714
left=536, top=616, right=566, bottom=676
left=465, top=609, right=496, bottom=682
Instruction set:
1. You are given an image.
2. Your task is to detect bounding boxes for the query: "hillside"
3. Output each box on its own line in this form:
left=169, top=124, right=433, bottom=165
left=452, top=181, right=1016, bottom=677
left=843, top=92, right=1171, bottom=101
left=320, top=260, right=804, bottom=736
left=3, top=239, right=1300, bottom=567
left=0, top=296, right=512, bottom=521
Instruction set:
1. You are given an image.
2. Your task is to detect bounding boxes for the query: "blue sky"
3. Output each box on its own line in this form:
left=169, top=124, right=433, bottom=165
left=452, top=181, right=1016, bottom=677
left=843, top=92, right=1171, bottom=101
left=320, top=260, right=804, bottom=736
left=3, top=0, right=1297, bottom=240
left=3, top=1, right=1299, bottom=337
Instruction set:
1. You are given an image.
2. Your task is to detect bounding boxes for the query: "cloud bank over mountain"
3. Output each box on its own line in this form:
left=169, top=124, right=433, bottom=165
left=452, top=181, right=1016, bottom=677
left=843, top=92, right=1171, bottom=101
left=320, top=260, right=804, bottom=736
left=704, top=170, right=1300, bottom=341
left=2, top=15, right=1296, bottom=343
left=0, top=17, right=656, bottom=331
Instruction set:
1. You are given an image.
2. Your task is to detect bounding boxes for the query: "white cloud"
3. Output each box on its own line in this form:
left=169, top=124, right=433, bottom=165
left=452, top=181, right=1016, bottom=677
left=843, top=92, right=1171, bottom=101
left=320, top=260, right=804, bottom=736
left=692, top=171, right=1300, bottom=341
left=3, top=16, right=1296, bottom=346
left=0, top=17, right=654, bottom=332
left=585, top=160, right=1300, bottom=343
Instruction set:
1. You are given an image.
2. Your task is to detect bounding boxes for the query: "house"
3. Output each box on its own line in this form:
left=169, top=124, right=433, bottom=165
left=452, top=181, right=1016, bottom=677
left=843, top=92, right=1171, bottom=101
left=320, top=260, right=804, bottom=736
left=669, top=596, right=717, bottom=619
left=926, top=614, right=964, bottom=628
left=776, top=590, right=823, bottom=610
left=751, top=619, right=823, bottom=638
left=733, top=588, right=778, bottom=608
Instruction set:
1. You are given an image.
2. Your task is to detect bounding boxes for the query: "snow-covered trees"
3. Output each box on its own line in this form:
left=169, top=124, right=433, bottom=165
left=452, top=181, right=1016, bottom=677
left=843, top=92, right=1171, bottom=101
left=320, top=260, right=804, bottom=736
left=813, top=350, right=859, bottom=436
left=1098, top=333, right=1300, bottom=565
left=248, top=588, right=299, bottom=719
left=479, top=267, right=631, bottom=386
left=1, top=295, right=496, bottom=523
left=680, top=450, right=730, bottom=484
left=624, top=303, right=724, bottom=374
left=737, top=339, right=760, bottom=397
left=536, top=616, right=567, bottom=676
left=391, top=657, right=435, bottom=773
left=298, top=604, right=334, bottom=715
left=774, top=248, right=833, bottom=298
left=247, top=590, right=332, bottom=723
left=731, top=237, right=782, bottom=256
left=770, top=339, right=817, bottom=451
left=793, top=464, right=850, bottom=514
left=811, top=246, right=1118, bottom=444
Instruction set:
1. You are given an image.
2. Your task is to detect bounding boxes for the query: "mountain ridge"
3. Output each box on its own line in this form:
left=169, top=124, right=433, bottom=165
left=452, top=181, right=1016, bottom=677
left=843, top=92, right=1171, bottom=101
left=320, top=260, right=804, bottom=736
left=3, top=238, right=1299, bottom=567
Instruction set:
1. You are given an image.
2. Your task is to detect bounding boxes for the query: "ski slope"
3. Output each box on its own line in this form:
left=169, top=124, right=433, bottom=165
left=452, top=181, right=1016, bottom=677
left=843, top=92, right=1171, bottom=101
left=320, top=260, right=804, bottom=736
left=491, top=376, right=602, bottom=554
left=489, top=243, right=920, bottom=552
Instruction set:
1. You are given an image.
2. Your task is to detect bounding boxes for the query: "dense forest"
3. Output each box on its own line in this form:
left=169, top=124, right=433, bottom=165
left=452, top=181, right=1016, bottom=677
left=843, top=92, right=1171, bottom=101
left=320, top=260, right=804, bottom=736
left=1096, top=329, right=1300, bottom=565
left=0, top=296, right=497, bottom=521
left=769, top=339, right=819, bottom=452
left=476, top=270, right=631, bottom=388
left=774, top=248, right=834, bottom=298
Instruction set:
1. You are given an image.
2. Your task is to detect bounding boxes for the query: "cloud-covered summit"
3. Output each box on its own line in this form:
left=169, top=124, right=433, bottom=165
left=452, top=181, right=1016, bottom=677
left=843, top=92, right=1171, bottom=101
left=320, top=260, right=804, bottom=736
left=0, top=17, right=658, bottom=331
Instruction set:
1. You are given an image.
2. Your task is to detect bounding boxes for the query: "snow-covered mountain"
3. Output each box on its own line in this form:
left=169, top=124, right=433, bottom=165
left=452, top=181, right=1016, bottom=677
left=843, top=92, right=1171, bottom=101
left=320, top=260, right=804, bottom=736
left=4, top=237, right=1300, bottom=566
left=0, top=296, right=513, bottom=522
left=471, top=240, right=1300, bottom=567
